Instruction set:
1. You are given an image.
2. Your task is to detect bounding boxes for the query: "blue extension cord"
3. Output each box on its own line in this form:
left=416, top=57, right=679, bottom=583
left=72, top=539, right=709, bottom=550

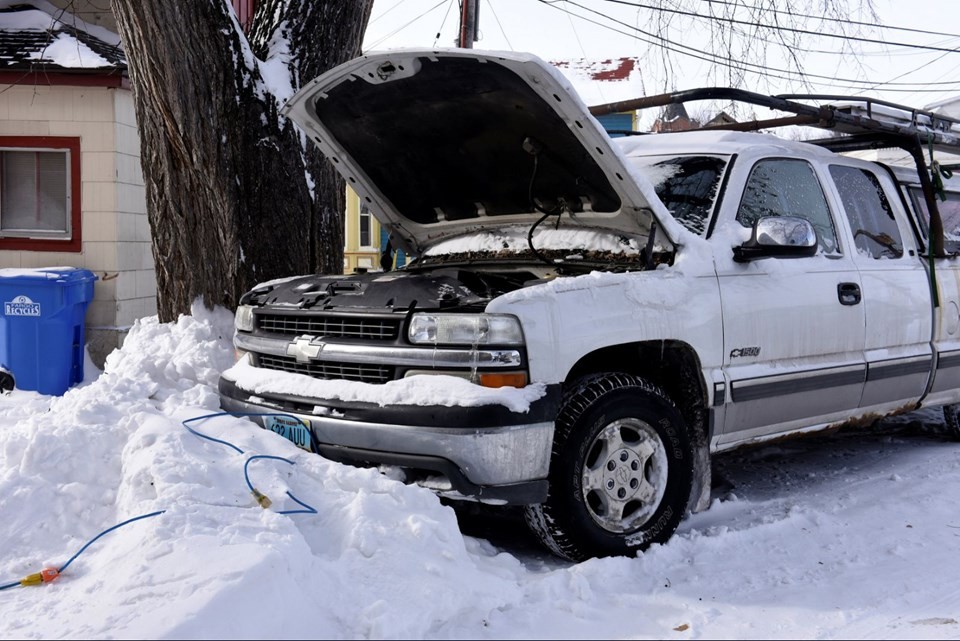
left=0, top=411, right=316, bottom=591
left=182, top=411, right=317, bottom=514
left=0, top=511, right=165, bottom=591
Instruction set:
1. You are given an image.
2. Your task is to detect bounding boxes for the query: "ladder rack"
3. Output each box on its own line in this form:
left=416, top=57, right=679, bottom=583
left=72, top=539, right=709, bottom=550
left=589, top=87, right=960, bottom=256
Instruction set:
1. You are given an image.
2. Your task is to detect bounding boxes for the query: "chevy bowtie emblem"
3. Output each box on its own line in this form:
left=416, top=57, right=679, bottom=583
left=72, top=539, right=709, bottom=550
left=287, top=335, right=324, bottom=363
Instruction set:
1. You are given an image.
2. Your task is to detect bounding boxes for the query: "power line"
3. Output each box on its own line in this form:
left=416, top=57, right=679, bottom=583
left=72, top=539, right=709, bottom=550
left=698, top=0, right=960, bottom=41
left=368, top=0, right=411, bottom=26
left=861, top=49, right=956, bottom=95
left=679, top=3, right=960, bottom=59
left=549, top=0, right=960, bottom=87
left=433, top=0, right=456, bottom=47
left=536, top=0, right=960, bottom=93
left=561, top=0, right=960, bottom=87
left=486, top=0, right=515, bottom=50
left=563, top=2, right=589, bottom=59
left=366, top=0, right=449, bottom=50
left=592, top=0, right=960, bottom=55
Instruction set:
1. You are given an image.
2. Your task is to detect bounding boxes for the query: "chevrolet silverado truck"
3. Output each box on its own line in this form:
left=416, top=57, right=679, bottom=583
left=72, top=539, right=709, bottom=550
left=219, top=49, right=960, bottom=561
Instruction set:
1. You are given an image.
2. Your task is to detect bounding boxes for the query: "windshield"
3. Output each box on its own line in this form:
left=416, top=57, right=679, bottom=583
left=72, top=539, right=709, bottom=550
left=628, top=154, right=729, bottom=236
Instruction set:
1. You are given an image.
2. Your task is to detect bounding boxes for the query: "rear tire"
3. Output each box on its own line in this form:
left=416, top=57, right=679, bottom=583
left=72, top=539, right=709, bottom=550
left=525, top=373, right=694, bottom=561
left=941, top=404, right=960, bottom=441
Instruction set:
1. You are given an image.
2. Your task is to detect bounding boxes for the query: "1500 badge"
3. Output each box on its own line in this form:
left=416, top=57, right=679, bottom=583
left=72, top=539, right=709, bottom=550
left=730, top=346, right=761, bottom=358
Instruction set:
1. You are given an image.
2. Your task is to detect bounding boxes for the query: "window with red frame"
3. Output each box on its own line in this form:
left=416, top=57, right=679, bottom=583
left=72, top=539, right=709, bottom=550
left=0, top=137, right=81, bottom=252
left=232, top=0, right=257, bottom=31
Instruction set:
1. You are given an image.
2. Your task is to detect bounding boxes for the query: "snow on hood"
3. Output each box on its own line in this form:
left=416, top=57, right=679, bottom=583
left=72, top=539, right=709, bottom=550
left=422, top=225, right=643, bottom=257
left=282, top=49, right=684, bottom=255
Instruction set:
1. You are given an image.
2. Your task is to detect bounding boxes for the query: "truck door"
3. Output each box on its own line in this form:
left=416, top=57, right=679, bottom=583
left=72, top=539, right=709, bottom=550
left=826, top=163, right=932, bottom=411
left=901, top=184, right=960, bottom=406
left=715, top=157, right=866, bottom=445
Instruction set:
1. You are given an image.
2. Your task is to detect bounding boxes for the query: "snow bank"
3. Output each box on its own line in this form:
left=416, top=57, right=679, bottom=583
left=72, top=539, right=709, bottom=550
left=2, top=305, right=960, bottom=639
left=0, top=305, right=528, bottom=638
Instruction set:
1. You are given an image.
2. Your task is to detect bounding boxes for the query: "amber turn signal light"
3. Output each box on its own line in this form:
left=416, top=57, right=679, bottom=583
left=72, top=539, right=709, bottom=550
left=478, top=372, right=528, bottom=388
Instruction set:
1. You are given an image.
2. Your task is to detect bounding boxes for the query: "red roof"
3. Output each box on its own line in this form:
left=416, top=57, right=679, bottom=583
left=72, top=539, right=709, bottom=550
left=552, top=57, right=639, bottom=82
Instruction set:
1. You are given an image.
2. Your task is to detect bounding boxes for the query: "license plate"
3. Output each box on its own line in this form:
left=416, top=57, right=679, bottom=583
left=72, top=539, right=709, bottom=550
left=263, top=415, right=313, bottom=452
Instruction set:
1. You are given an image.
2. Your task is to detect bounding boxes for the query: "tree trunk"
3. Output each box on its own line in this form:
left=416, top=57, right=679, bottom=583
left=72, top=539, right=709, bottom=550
left=250, top=0, right=374, bottom=275
left=110, top=0, right=373, bottom=322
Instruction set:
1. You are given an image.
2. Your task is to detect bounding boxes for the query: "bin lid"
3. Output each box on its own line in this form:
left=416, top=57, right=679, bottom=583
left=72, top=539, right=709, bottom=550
left=0, top=267, right=97, bottom=284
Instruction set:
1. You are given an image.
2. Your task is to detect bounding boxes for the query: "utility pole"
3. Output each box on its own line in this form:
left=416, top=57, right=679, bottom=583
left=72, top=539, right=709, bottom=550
left=458, top=0, right=479, bottom=48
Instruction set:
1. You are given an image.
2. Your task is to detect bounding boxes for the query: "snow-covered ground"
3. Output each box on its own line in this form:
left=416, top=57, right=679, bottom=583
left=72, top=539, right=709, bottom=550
left=1, top=306, right=959, bottom=639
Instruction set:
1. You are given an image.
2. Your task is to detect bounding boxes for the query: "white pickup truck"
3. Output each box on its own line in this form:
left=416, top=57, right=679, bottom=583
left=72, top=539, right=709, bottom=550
left=219, top=49, right=960, bottom=561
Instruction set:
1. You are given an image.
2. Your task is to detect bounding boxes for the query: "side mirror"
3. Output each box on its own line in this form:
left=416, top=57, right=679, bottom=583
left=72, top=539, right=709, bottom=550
left=733, top=216, right=818, bottom=262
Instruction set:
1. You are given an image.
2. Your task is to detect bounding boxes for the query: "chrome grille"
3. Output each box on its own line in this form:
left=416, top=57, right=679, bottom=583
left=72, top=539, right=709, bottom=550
left=257, top=355, right=393, bottom=384
left=256, top=313, right=400, bottom=340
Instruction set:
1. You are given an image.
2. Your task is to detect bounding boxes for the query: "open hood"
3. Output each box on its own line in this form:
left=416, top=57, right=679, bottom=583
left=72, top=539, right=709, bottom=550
left=282, top=49, right=678, bottom=255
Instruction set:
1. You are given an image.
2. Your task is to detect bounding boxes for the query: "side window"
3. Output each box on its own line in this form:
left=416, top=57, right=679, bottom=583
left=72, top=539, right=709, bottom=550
left=737, top=159, right=838, bottom=253
left=830, top=166, right=903, bottom=259
left=910, top=188, right=960, bottom=241
left=359, top=205, right=372, bottom=247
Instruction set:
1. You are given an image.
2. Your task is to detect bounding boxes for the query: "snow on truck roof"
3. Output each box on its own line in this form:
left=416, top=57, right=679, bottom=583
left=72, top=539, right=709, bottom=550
left=613, top=129, right=837, bottom=158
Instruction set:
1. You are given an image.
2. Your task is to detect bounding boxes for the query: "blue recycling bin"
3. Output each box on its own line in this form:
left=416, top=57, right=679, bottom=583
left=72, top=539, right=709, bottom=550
left=0, top=267, right=97, bottom=395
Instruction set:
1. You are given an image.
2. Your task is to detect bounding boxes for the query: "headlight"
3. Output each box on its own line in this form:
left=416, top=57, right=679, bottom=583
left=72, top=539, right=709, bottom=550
left=408, top=313, right=524, bottom=345
left=235, top=304, right=255, bottom=332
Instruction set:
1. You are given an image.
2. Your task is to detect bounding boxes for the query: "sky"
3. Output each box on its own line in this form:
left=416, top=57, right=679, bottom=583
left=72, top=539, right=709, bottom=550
left=361, top=0, right=960, bottom=112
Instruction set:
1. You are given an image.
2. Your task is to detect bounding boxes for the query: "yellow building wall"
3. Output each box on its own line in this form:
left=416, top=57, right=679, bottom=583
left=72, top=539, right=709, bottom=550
left=343, top=186, right=381, bottom=274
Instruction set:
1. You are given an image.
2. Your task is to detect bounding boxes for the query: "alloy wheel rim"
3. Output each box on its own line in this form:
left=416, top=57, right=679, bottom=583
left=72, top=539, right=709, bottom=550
left=580, top=418, right=668, bottom=533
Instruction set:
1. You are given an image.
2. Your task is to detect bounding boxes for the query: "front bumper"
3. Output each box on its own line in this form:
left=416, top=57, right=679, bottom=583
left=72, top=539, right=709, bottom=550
left=218, top=377, right=561, bottom=504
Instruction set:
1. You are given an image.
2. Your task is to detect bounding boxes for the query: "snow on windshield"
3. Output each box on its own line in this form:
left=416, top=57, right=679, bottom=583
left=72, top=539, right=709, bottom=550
left=628, top=154, right=728, bottom=236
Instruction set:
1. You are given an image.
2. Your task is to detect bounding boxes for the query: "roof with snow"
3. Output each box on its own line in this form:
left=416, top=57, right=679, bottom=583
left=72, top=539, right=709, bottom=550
left=551, top=57, right=645, bottom=108
left=0, top=1, right=125, bottom=72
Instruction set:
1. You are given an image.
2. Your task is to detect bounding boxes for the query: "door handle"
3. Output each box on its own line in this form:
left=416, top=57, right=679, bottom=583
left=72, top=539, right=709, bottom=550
left=838, top=282, right=861, bottom=306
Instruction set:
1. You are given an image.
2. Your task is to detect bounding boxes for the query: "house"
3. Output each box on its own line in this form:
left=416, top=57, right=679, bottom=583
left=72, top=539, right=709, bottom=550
left=842, top=95, right=960, bottom=169
left=928, top=95, right=960, bottom=120
left=652, top=103, right=697, bottom=133
left=0, top=0, right=151, bottom=366
left=703, top=110, right=736, bottom=128
left=552, top=56, right=642, bottom=136
left=0, top=0, right=264, bottom=366
left=343, top=196, right=409, bottom=273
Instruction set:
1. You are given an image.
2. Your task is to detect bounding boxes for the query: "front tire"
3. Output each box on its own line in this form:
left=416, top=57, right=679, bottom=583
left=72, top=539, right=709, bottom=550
left=525, top=373, right=694, bottom=561
left=941, top=404, right=960, bottom=441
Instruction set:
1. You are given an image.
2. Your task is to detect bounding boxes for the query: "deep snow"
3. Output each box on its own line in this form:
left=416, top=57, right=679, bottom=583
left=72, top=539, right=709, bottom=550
left=1, top=306, right=959, bottom=639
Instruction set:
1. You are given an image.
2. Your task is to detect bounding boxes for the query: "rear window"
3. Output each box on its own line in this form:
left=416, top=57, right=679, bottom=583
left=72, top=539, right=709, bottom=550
left=628, top=155, right=728, bottom=236
left=908, top=187, right=960, bottom=242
